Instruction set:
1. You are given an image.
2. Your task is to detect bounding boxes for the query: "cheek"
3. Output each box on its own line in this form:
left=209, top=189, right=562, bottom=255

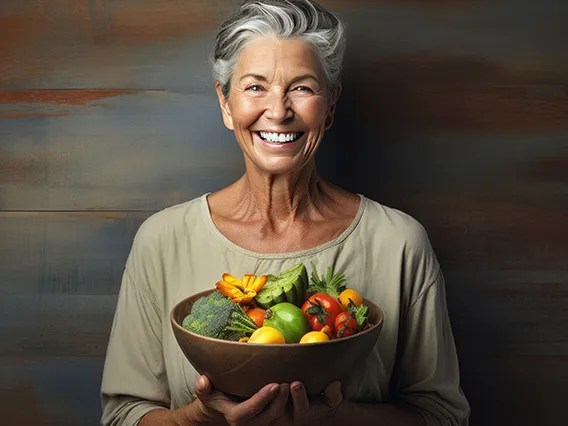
left=230, top=97, right=263, bottom=128
left=296, top=98, right=328, bottom=126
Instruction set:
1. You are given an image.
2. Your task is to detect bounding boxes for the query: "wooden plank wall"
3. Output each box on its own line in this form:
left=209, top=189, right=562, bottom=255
left=1, top=1, right=566, bottom=425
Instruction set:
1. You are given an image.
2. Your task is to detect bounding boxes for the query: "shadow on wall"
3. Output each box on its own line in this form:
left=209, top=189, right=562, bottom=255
left=318, top=47, right=413, bottom=204
left=317, top=47, right=502, bottom=424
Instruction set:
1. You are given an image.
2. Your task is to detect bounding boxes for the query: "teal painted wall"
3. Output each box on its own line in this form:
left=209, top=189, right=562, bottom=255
left=1, top=1, right=567, bottom=425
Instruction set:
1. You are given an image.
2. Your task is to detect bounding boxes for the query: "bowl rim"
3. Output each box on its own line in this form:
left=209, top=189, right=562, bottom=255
left=170, top=288, right=384, bottom=347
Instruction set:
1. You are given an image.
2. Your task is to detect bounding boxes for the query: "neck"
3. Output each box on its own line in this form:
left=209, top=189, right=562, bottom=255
left=232, top=159, right=331, bottom=224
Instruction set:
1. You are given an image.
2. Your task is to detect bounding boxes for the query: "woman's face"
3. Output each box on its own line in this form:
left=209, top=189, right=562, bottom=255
left=217, top=36, right=339, bottom=175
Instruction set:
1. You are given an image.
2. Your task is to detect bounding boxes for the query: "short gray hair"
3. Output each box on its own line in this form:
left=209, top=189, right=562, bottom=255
left=212, top=0, right=346, bottom=99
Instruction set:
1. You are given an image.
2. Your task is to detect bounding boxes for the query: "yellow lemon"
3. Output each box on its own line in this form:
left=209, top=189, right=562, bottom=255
left=248, top=326, right=286, bottom=344
left=299, top=330, right=330, bottom=344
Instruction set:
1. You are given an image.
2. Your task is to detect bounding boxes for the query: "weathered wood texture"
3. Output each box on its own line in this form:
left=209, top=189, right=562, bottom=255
left=1, top=1, right=567, bottom=425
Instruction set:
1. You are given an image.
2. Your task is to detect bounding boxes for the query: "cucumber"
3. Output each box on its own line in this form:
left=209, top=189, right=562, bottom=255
left=282, top=282, right=297, bottom=305
left=255, top=275, right=280, bottom=309
left=291, top=264, right=308, bottom=305
left=255, top=264, right=308, bottom=309
left=300, top=268, right=308, bottom=299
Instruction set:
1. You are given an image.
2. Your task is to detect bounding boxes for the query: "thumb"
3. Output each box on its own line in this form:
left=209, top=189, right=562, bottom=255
left=194, top=375, right=235, bottom=415
left=323, top=381, right=343, bottom=409
left=194, top=375, right=211, bottom=397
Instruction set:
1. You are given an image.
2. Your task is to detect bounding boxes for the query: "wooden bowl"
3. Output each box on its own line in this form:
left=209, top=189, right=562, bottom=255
left=171, top=289, right=384, bottom=398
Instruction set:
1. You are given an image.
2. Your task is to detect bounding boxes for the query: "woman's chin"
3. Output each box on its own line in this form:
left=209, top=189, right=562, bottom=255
left=254, top=158, right=307, bottom=176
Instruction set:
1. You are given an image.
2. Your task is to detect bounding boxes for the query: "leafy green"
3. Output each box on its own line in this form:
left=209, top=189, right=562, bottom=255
left=182, top=291, right=258, bottom=341
left=307, top=263, right=347, bottom=298
left=348, top=301, right=369, bottom=331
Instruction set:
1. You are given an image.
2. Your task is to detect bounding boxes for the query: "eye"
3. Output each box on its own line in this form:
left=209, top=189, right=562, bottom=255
left=293, top=86, right=313, bottom=93
left=246, top=84, right=264, bottom=92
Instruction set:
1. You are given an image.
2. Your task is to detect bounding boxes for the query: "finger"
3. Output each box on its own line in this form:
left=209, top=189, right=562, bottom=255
left=227, top=383, right=281, bottom=423
left=261, top=383, right=290, bottom=423
left=194, top=375, right=237, bottom=415
left=322, top=381, right=343, bottom=409
left=290, top=381, right=310, bottom=416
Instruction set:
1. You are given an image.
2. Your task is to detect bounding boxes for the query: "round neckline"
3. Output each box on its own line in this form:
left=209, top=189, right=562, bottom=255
left=200, top=192, right=367, bottom=259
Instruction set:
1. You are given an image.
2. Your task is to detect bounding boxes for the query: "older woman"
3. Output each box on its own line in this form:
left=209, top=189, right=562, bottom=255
left=101, top=1, right=470, bottom=425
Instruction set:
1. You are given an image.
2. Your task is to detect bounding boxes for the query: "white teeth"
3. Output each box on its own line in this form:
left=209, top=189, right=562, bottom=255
left=259, top=131, right=302, bottom=143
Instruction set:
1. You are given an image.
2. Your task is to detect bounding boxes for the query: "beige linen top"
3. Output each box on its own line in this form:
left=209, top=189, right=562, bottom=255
left=100, top=194, right=470, bottom=426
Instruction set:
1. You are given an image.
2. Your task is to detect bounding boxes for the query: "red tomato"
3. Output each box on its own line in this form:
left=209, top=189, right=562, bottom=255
left=335, top=311, right=357, bottom=338
left=301, top=293, right=344, bottom=334
left=246, top=308, right=266, bottom=328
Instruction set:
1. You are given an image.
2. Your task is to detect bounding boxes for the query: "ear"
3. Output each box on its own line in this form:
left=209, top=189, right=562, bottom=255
left=325, top=83, right=342, bottom=130
left=216, top=81, right=234, bottom=130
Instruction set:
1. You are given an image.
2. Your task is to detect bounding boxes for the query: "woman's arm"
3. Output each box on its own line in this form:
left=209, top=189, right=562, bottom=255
left=138, top=402, right=222, bottom=426
left=138, top=405, right=199, bottom=426
left=101, top=219, right=178, bottom=426
left=100, top=264, right=173, bottom=425
left=384, top=269, right=470, bottom=426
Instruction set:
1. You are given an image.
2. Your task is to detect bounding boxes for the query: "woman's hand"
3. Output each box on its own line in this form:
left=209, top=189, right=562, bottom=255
left=287, top=380, right=344, bottom=425
left=190, top=375, right=290, bottom=425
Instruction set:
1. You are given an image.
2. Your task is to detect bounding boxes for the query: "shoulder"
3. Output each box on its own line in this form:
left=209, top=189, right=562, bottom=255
left=137, top=195, right=204, bottom=240
left=362, top=196, right=432, bottom=251
left=360, top=196, right=440, bottom=289
left=127, top=195, right=205, bottom=266
left=359, top=199, right=440, bottom=308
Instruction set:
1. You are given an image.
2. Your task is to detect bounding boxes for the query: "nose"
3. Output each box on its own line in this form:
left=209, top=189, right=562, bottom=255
left=264, top=91, right=293, bottom=122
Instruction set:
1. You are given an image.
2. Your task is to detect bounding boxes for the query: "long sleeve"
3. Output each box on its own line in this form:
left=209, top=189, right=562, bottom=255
left=393, top=269, right=470, bottom=425
left=100, top=225, right=170, bottom=426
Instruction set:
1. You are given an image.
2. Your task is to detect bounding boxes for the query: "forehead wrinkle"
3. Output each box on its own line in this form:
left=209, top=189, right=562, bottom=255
left=235, top=37, right=324, bottom=88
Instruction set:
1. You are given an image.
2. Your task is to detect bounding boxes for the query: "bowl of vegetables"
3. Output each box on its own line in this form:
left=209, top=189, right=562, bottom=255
left=170, top=264, right=384, bottom=398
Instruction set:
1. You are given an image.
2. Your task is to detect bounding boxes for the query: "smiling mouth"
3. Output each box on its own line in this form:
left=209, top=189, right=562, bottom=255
left=256, top=131, right=305, bottom=144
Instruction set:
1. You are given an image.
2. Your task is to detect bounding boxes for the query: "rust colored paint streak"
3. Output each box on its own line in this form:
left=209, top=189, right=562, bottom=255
left=0, top=0, right=221, bottom=55
left=0, top=11, right=47, bottom=61
left=97, top=1, right=221, bottom=45
left=348, top=53, right=568, bottom=132
left=99, top=0, right=472, bottom=45
left=0, top=89, right=135, bottom=105
left=0, top=112, right=70, bottom=119
left=50, top=0, right=226, bottom=46
left=0, top=9, right=51, bottom=85
left=0, top=0, right=475, bottom=51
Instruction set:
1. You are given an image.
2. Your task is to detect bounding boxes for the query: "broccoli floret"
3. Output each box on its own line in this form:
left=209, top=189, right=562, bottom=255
left=182, top=292, right=259, bottom=341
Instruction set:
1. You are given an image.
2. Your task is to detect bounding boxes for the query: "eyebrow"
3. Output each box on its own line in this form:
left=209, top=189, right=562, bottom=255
left=239, top=73, right=319, bottom=85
